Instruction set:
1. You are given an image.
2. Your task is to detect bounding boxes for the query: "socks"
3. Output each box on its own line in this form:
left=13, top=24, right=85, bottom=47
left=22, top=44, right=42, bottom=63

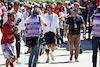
left=51, top=52, right=53, bottom=55
left=47, top=55, right=49, bottom=59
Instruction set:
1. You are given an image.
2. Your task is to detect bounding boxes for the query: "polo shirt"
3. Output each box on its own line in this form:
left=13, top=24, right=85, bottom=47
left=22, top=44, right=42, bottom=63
left=1, top=22, right=14, bottom=44
left=66, top=15, right=85, bottom=35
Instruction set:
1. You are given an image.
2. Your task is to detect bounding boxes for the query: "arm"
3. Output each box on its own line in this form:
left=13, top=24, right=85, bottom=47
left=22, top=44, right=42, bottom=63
left=81, top=24, right=86, bottom=39
left=40, top=15, right=47, bottom=27
left=7, top=34, right=14, bottom=39
left=64, top=23, right=68, bottom=38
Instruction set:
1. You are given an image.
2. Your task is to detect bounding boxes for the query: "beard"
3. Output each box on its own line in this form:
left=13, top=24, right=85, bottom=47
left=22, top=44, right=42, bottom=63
left=11, top=19, right=15, bottom=22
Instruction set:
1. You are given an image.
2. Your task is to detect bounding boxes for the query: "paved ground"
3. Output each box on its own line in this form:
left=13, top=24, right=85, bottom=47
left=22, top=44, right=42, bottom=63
left=0, top=30, right=99, bottom=67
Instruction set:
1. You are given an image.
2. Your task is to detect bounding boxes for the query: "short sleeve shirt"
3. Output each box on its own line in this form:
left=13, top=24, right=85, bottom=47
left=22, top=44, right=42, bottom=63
left=65, top=15, right=85, bottom=35
left=1, top=22, right=14, bottom=44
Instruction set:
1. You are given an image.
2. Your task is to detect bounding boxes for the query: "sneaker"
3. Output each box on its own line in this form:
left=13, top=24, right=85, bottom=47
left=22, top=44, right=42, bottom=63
left=16, top=59, right=21, bottom=64
left=55, top=46, right=59, bottom=49
left=75, top=59, right=79, bottom=62
left=50, top=53, right=54, bottom=61
left=46, top=58, right=50, bottom=63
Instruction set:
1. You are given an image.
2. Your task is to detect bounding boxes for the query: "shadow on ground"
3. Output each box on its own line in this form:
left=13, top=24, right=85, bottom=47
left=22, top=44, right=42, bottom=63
left=61, top=40, right=92, bottom=51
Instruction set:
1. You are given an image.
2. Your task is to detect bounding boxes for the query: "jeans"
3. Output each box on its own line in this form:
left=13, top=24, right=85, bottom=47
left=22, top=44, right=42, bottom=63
left=92, top=36, right=100, bottom=67
left=28, top=39, right=40, bottom=67
left=16, top=32, right=21, bottom=58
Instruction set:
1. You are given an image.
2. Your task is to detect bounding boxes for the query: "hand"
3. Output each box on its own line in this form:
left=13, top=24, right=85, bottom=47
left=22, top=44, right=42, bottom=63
left=83, top=34, right=86, bottom=39
left=14, top=27, right=18, bottom=33
left=64, top=33, right=66, bottom=38
left=22, top=35, right=25, bottom=41
left=58, top=33, right=60, bottom=38
left=44, top=23, right=47, bottom=27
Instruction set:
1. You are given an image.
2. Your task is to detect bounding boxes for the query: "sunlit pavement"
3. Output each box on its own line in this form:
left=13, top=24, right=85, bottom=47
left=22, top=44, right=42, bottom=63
left=0, top=30, right=99, bottom=67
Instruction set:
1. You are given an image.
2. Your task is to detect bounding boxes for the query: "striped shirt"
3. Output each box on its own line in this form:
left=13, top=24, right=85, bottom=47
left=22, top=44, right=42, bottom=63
left=91, top=13, right=100, bottom=37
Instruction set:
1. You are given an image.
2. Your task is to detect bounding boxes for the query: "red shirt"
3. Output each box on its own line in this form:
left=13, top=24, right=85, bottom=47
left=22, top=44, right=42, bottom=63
left=1, top=22, right=14, bottom=44
left=53, top=7, right=61, bottom=23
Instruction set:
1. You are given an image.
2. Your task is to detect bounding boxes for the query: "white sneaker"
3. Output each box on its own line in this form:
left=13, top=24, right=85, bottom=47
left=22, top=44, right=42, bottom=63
left=16, top=59, right=21, bottom=64
left=55, top=46, right=59, bottom=50
left=46, top=58, right=50, bottom=63
left=50, top=53, right=54, bottom=61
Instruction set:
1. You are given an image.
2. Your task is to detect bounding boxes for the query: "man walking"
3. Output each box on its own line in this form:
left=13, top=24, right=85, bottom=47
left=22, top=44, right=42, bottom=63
left=90, top=6, right=100, bottom=67
left=43, top=4, right=60, bottom=63
left=13, top=2, right=25, bottom=64
left=64, top=8, right=86, bottom=62
left=25, top=8, right=47, bottom=67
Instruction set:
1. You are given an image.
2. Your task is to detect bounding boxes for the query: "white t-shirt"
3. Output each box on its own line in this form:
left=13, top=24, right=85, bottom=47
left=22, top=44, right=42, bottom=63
left=42, top=13, right=59, bottom=34
left=0, top=8, right=2, bottom=20
left=15, top=11, right=25, bottom=33
left=23, top=11, right=30, bottom=20
left=60, top=12, right=65, bottom=29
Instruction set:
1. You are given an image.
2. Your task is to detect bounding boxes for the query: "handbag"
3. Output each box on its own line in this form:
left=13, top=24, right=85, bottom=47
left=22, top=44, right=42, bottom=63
left=25, top=37, right=38, bottom=47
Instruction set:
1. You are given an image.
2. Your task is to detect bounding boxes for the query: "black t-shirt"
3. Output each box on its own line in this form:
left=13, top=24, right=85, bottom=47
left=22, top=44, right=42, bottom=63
left=65, top=15, right=85, bottom=35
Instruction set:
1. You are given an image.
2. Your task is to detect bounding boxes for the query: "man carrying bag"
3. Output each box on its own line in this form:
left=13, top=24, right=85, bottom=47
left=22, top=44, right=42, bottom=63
left=25, top=8, right=47, bottom=67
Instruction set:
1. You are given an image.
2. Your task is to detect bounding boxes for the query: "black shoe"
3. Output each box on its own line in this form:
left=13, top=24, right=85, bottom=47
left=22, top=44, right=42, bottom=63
left=70, top=56, right=72, bottom=61
left=79, top=49, right=83, bottom=54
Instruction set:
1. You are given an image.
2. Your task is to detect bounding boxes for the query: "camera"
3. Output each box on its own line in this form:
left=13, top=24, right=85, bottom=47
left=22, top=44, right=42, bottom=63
left=12, top=19, right=22, bottom=29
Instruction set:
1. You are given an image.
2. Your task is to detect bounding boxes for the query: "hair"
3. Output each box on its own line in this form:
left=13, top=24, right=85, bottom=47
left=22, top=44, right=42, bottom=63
left=14, top=1, right=20, bottom=6
left=97, top=6, right=100, bottom=13
left=8, top=11, right=15, bottom=17
left=31, top=8, right=41, bottom=16
left=57, top=1, right=62, bottom=5
left=92, top=1, right=96, bottom=6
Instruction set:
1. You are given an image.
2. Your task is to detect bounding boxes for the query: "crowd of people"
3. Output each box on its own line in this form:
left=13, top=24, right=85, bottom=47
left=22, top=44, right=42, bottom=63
left=0, top=0, right=100, bottom=67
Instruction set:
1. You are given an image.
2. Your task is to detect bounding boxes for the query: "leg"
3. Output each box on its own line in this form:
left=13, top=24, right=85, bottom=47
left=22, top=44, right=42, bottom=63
left=92, top=37, right=98, bottom=67
left=46, top=44, right=50, bottom=63
left=32, top=40, right=40, bottom=67
left=74, top=35, right=80, bottom=61
left=6, top=59, right=10, bottom=67
left=69, top=35, right=74, bottom=61
left=16, top=41, right=20, bottom=58
left=29, top=47, right=34, bottom=67
left=69, top=43, right=74, bottom=61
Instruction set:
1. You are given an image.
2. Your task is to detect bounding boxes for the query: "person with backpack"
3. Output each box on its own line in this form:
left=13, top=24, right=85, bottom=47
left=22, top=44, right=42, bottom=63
left=25, top=8, right=47, bottom=67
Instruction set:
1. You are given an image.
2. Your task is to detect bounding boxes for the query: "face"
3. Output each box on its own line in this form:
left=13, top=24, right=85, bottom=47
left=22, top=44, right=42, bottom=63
left=74, top=4, right=79, bottom=9
left=26, top=7, right=31, bottom=13
left=58, top=4, right=62, bottom=9
left=65, top=3, right=67, bottom=7
left=14, top=5, right=19, bottom=11
left=48, top=5, right=54, bottom=13
left=10, top=14, right=15, bottom=22
left=71, top=11, right=78, bottom=17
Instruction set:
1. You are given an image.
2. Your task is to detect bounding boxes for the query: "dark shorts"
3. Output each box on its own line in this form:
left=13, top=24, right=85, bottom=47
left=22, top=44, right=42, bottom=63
left=44, top=32, right=55, bottom=44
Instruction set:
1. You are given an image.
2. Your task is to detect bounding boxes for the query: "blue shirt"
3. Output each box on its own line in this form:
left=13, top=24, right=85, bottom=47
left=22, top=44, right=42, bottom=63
left=88, top=5, right=97, bottom=19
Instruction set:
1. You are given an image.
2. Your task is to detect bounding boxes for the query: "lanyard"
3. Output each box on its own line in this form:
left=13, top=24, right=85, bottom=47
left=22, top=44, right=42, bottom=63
left=49, top=14, right=53, bottom=26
